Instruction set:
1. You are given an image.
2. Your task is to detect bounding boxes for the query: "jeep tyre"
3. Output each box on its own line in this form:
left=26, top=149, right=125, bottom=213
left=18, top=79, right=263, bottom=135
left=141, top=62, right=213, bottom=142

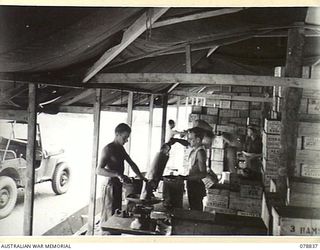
left=51, top=163, right=70, bottom=195
left=0, top=176, right=18, bottom=219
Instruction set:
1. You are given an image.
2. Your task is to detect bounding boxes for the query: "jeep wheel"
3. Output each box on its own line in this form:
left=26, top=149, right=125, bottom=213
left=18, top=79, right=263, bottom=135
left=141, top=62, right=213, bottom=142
left=51, top=163, right=70, bottom=195
left=0, top=176, right=18, bottom=219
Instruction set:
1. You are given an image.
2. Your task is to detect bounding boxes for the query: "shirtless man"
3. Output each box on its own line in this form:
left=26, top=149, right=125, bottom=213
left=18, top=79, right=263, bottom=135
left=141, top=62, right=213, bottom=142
left=185, top=127, right=207, bottom=211
left=96, top=123, right=147, bottom=227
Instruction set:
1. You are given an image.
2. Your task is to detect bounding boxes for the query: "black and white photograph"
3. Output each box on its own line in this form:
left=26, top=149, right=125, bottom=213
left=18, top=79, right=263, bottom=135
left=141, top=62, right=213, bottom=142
left=0, top=3, right=319, bottom=242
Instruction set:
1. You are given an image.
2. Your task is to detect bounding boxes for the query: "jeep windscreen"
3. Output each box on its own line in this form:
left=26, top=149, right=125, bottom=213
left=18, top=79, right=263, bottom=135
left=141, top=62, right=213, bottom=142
left=0, top=121, right=41, bottom=146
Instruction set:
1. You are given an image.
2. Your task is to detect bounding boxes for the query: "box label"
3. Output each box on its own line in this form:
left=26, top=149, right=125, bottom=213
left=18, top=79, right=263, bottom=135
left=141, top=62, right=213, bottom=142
left=263, top=132, right=281, bottom=148
left=264, top=119, right=281, bottom=134
left=301, top=164, right=320, bottom=179
left=280, top=218, right=320, bottom=236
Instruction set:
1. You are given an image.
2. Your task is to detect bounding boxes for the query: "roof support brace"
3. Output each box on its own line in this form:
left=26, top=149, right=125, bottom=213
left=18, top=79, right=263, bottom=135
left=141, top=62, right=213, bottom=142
left=83, top=8, right=169, bottom=83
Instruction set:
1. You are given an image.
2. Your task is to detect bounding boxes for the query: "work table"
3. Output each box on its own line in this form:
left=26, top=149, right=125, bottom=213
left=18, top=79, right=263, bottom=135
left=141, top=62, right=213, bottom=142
left=101, top=207, right=268, bottom=235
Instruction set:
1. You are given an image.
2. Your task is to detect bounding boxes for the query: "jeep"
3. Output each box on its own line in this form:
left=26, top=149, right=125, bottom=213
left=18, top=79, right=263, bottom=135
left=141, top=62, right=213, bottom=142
left=0, top=121, right=70, bottom=219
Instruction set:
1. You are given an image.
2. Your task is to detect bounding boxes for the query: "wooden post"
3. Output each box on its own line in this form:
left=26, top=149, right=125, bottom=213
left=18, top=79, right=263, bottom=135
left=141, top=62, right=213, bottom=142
left=185, top=97, right=189, bottom=120
left=185, top=44, right=192, bottom=74
left=278, top=25, right=305, bottom=196
left=87, top=89, right=101, bottom=235
left=146, top=94, right=154, bottom=169
left=126, top=92, right=133, bottom=152
left=125, top=92, right=134, bottom=175
left=23, top=83, right=37, bottom=236
left=160, top=94, right=168, bottom=146
left=176, top=96, right=181, bottom=128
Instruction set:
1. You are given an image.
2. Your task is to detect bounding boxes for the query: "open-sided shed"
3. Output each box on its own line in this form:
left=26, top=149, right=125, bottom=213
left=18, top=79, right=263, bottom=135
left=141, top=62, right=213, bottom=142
left=0, top=6, right=319, bottom=236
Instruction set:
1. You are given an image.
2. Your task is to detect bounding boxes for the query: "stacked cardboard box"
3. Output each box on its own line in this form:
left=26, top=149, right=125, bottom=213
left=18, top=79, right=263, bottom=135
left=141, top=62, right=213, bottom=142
left=262, top=119, right=281, bottom=189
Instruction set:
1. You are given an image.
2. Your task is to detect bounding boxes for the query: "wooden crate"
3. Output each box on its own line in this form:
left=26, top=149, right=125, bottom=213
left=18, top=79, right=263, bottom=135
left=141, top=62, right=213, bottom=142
left=229, top=196, right=262, bottom=214
left=301, top=164, right=320, bottom=179
left=263, top=174, right=279, bottom=190
left=262, top=158, right=279, bottom=175
left=205, top=194, right=229, bottom=209
left=205, top=99, right=220, bottom=107
left=264, top=119, right=281, bottom=134
left=231, top=86, right=250, bottom=93
left=296, top=149, right=320, bottom=164
left=288, top=177, right=320, bottom=195
left=205, top=107, right=219, bottom=115
left=211, top=160, right=224, bottom=174
left=171, top=208, right=267, bottom=235
left=248, top=118, right=261, bottom=126
left=301, top=137, right=320, bottom=150
left=250, top=102, right=262, bottom=110
left=231, top=101, right=249, bottom=110
left=204, top=206, right=237, bottom=215
left=298, top=122, right=320, bottom=137
left=189, top=113, right=201, bottom=123
left=299, top=98, right=308, bottom=114
left=200, top=114, right=218, bottom=124
left=219, top=109, right=240, bottom=118
left=287, top=191, right=320, bottom=208
left=308, top=99, right=320, bottom=115
left=219, top=100, right=231, bottom=109
left=211, top=148, right=224, bottom=161
left=239, top=110, right=250, bottom=118
left=240, top=183, right=263, bottom=199
left=272, top=206, right=320, bottom=236
left=191, top=105, right=204, bottom=114
left=212, top=135, right=224, bottom=148
left=237, top=211, right=260, bottom=218
left=263, top=147, right=280, bottom=160
left=303, top=89, right=320, bottom=99
left=216, top=124, right=237, bottom=134
left=262, top=131, right=281, bottom=149
left=207, top=184, right=230, bottom=195
left=250, top=86, right=263, bottom=93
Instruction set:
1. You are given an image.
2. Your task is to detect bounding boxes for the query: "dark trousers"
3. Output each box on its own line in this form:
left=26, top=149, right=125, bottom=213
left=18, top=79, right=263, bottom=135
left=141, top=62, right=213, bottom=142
left=186, top=180, right=206, bottom=211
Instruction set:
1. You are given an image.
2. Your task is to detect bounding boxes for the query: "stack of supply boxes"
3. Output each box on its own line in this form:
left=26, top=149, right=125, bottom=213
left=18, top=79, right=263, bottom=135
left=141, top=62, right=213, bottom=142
left=268, top=66, right=320, bottom=236
left=204, top=174, right=266, bottom=218
left=262, top=119, right=281, bottom=189
left=211, top=135, right=224, bottom=174
left=295, top=121, right=320, bottom=179
left=216, top=86, right=264, bottom=136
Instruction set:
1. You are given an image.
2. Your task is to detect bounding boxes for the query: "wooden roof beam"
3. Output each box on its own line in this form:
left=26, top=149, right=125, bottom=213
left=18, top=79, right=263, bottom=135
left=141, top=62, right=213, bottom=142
left=172, top=90, right=273, bottom=103
left=153, top=8, right=244, bottom=29
left=92, top=73, right=320, bottom=90
left=60, top=89, right=95, bottom=105
left=82, top=8, right=169, bottom=83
